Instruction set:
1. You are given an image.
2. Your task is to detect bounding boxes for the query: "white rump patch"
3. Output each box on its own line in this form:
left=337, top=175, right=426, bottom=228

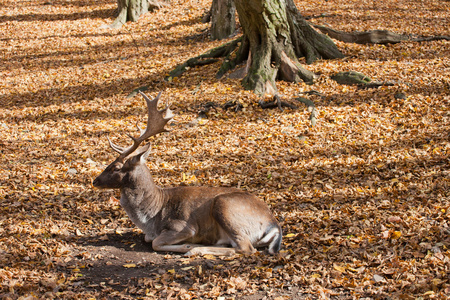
left=258, top=227, right=279, bottom=246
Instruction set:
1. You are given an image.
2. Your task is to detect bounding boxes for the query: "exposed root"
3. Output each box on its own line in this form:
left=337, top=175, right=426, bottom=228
left=286, top=0, right=345, bottom=64
left=166, top=38, right=241, bottom=80
left=313, top=24, right=450, bottom=44
left=259, top=95, right=297, bottom=111
left=148, top=0, right=167, bottom=12
left=166, top=58, right=219, bottom=81
left=223, top=100, right=244, bottom=112
left=357, top=82, right=396, bottom=89
left=279, top=51, right=315, bottom=84
left=330, top=71, right=397, bottom=89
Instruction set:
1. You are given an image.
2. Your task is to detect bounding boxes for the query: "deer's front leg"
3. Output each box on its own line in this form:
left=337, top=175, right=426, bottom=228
left=144, top=234, right=154, bottom=243
left=152, top=229, right=201, bottom=253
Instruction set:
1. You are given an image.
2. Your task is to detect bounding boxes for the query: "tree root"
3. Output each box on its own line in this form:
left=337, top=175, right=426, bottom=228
left=148, top=0, right=167, bottom=12
left=299, top=90, right=323, bottom=97
left=356, top=82, right=396, bottom=89
left=223, top=94, right=316, bottom=127
left=286, top=0, right=345, bottom=64
left=166, top=58, right=219, bottom=80
left=223, top=100, right=244, bottom=111
left=331, top=71, right=397, bottom=89
left=258, top=95, right=297, bottom=111
left=331, top=71, right=372, bottom=85
left=166, top=38, right=241, bottom=80
left=411, top=35, right=450, bottom=42
left=257, top=95, right=317, bottom=127
left=279, top=51, right=316, bottom=84
left=312, top=24, right=450, bottom=44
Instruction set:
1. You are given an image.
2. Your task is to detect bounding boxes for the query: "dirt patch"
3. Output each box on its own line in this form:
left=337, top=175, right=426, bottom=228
left=66, top=232, right=307, bottom=299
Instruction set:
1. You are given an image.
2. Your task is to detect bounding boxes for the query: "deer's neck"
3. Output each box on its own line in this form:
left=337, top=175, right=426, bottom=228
left=119, top=170, right=165, bottom=223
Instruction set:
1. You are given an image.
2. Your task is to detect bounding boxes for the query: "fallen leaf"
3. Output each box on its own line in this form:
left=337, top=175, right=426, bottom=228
left=387, top=216, right=402, bottom=223
left=373, top=274, right=385, bottom=283
left=333, top=264, right=346, bottom=273
left=391, top=231, right=402, bottom=239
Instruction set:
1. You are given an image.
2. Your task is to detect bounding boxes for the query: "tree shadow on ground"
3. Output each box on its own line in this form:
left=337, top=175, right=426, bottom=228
left=0, top=8, right=114, bottom=23
left=0, top=7, right=114, bottom=23
left=1, top=75, right=158, bottom=109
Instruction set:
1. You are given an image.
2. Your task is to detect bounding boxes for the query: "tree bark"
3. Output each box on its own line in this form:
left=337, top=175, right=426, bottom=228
left=313, top=24, right=450, bottom=44
left=109, top=0, right=156, bottom=28
left=210, top=0, right=236, bottom=40
left=285, top=0, right=344, bottom=63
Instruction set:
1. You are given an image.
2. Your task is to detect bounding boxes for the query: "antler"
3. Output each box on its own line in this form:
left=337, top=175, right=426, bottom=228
left=109, top=91, right=174, bottom=161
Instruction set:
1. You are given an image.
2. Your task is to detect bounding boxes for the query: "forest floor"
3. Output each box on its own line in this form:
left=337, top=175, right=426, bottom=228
left=0, top=0, right=449, bottom=299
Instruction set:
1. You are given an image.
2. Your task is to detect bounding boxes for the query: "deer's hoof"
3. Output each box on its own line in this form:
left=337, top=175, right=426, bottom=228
left=184, top=248, right=201, bottom=257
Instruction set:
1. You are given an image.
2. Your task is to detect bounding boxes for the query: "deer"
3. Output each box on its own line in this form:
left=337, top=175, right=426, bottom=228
left=93, top=91, right=282, bottom=256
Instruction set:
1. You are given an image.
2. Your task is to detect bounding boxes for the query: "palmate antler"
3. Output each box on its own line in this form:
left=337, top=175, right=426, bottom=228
left=109, top=91, right=174, bottom=161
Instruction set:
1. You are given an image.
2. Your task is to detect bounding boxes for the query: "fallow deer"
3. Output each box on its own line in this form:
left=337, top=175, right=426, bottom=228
left=93, top=92, right=282, bottom=256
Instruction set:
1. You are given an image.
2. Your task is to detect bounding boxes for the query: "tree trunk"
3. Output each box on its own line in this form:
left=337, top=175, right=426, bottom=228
left=110, top=0, right=149, bottom=28
left=285, top=0, right=345, bottom=63
left=210, top=0, right=236, bottom=40
left=231, top=0, right=344, bottom=95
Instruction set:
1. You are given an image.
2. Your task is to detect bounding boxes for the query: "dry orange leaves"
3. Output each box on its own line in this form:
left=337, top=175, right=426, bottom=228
left=0, top=0, right=449, bottom=299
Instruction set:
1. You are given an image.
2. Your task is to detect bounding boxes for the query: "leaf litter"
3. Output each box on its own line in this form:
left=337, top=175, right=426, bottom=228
left=0, top=0, right=449, bottom=299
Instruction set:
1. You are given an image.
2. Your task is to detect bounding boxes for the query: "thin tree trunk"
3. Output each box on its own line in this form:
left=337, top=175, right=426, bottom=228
left=210, top=0, right=236, bottom=40
left=110, top=0, right=149, bottom=28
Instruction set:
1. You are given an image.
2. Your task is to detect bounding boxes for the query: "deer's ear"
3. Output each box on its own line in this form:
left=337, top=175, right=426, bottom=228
left=135, top=144, right=151, bottom=163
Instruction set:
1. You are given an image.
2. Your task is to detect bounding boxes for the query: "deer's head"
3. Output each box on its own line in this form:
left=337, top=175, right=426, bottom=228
left=93, top=92, right=173, bottom=190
